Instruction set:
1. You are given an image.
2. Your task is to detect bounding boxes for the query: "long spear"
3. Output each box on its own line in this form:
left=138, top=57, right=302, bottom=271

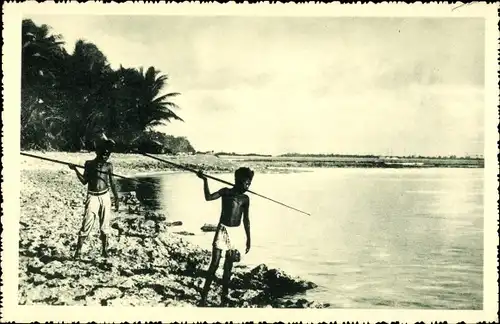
left=20, top=152, right=157, bottom=186
left=138, top=151, right=311, bottom=216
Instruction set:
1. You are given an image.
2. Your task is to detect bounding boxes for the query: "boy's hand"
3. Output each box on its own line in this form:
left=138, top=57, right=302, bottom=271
left=246, top=239, right=251, bottom=254
left=68, top=164, right=77, bottom=171
left=196, top=170, right=206, bottom=180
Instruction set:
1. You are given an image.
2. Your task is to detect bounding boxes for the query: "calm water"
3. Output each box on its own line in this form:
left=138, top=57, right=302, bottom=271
left=119, top=168, right=483, bottom=309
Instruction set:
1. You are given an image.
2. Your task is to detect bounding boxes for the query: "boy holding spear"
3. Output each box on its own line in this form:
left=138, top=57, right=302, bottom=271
left=197, top=167, right=254, bottom=307
left=69, top=138, right=119, bottom=259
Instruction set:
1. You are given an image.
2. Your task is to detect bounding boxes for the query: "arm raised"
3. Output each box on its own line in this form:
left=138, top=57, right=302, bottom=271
left=197, top=170, right=222, bottom=201
left=70, top=161, right=89, bottom=185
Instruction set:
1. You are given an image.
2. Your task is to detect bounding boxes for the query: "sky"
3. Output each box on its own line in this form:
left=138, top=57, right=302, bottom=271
left=26, top=15, right=485, bottom=156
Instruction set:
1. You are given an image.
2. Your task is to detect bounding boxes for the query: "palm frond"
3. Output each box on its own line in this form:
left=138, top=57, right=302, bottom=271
left=152, top=93, right=181, bottom=104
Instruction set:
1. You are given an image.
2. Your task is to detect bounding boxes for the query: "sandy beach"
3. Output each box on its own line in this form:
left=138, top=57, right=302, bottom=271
left=19, top=152, right=328, bottom=308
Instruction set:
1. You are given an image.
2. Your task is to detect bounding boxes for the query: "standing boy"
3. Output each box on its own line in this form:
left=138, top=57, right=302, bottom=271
left=70, top=139, right=119, bottom=259
left=197, top=167, right=254, bottom=307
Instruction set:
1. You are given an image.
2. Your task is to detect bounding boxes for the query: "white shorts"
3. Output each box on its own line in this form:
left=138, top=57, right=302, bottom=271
left=78, top=190, right=112, bottom=237
left=212, top=223, right=245, bottom=254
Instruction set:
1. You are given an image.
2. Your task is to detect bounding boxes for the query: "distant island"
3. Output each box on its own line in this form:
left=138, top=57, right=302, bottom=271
left=211, top=153, right=484, bottom=169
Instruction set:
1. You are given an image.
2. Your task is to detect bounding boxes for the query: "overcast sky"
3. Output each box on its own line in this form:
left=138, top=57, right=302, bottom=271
left=26, top=15, right=485, bottom=156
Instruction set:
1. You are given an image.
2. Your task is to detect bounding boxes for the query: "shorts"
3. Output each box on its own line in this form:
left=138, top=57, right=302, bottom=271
left=78, top=189, right=112, bottom=237
left=213, top=223, right=245, bottom=257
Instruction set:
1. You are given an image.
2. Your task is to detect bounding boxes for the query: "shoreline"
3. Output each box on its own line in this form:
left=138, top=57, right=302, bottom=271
left=19, top=155, right=329, bottom=308
left=21, top=151, right=484, bottom=176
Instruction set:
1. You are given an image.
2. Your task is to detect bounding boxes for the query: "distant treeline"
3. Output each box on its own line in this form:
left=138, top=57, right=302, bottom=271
left=278, top=153, right=483, bottom=160
left=279, top=153, right=378, bottom=158
left=134, top=131, right=195, bottom=155
left=215, top=152, right=273, bottom=157
left=21, top=19, right=194, bottom=154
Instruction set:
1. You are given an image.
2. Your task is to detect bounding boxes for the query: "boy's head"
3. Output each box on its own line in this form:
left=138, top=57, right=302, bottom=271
left=95, top=140, right=113, bottom=162
left=96, top=146, right=111, bottom=161
left=234, top=167, right=254, bottom=192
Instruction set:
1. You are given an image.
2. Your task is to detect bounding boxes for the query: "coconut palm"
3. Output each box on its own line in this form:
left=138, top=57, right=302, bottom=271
left=22, top=19, right=65, bottom=87
left=20, top=19, right=188, bottom=153
left=109, top=66, right=183, bottom=151
left=136, top=66, right=184, bottom=130
left=62, top=39, right=115, bottom=151
left=21, top=19, right=68, bottom=150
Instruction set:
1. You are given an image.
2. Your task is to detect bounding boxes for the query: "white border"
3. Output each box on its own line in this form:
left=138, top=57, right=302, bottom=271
left=2, top=2, right=499, bottom=322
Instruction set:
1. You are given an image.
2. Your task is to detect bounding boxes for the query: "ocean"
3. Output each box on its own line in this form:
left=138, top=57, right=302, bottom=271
left=118, top=167, right=483, bottom=309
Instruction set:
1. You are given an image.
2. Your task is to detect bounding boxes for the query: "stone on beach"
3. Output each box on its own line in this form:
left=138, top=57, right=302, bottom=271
left=174, top=231, right=195, bottom=236
left=121, top=191, right=139, bottom=205
left=166, top=220, right=183, bottom=226
left=145, top=211, right=167, bottom=221
left=200, top=223, right=218, bottom=232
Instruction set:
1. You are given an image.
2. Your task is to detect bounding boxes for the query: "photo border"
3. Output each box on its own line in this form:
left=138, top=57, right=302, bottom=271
left=2, top=2, right=499, bottom=323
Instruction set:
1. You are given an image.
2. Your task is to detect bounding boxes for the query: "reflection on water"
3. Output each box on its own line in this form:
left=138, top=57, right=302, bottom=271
left=117, top=168, right=483, bottom=310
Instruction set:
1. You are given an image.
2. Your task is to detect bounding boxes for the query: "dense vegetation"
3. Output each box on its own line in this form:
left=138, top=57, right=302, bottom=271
left=21, top=19, right=194, bottom=154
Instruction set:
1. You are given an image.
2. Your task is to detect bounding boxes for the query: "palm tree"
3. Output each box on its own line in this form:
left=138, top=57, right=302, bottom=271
left=21, top=19, right=67, bottom=150
left=22, top=19, right=65, bottom=87
left=137, top=66, right=184, bottom=130
left=20, top=20, right=186, bottom=153
left=63, top=39, right=114, bottom=151
left=109, top=66, right=183, bottom=152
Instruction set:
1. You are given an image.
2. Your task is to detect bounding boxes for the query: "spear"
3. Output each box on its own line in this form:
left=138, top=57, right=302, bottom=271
left=138, top=151, right=311, bottom=216
left=20, top=152, right=157, bottom=186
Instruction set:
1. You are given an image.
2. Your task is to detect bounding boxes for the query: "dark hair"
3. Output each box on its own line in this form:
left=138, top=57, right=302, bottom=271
left=235, top=167, right=254, bottom=181
left=95, top=140, right=113, bottom=155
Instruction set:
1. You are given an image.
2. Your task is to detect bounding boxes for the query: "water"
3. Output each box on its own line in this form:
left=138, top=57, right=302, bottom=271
left=118, top=168, right=483, bottom=309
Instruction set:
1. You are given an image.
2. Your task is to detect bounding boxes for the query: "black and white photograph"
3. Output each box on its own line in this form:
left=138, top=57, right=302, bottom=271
left=2, top=2, right=499, bottom=323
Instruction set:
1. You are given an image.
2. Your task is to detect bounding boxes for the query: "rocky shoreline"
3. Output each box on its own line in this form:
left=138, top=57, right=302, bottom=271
left=19, top=158, right=328, bottom=308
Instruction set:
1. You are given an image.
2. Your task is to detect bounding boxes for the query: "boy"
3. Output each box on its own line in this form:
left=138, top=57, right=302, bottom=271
left=197, top=167, right=254, bottom=307
left=69, top=139, right=119, bottom=259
